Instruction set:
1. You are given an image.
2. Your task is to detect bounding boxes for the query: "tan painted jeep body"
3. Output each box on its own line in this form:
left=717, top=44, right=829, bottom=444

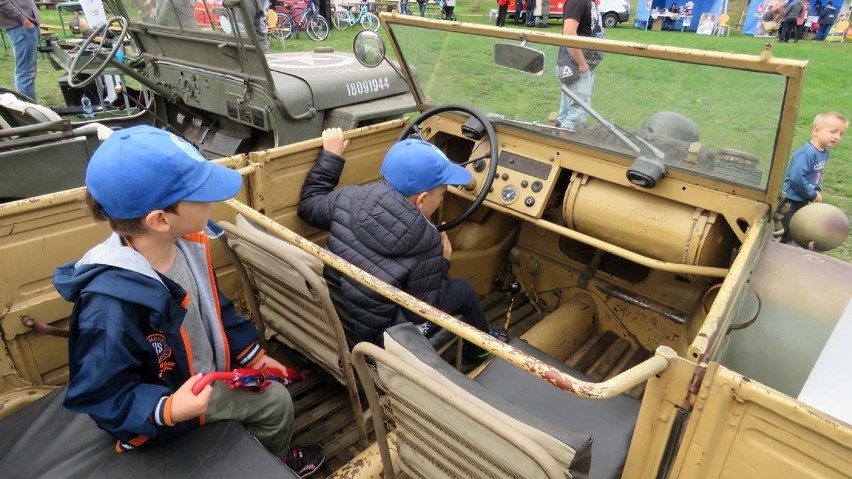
left=1, top=13, right=850, bottom=479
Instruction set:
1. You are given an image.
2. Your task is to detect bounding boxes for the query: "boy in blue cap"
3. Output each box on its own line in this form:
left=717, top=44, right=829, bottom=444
left=299, top=128, right=500, bottom=359
left=53, top=126, right=324, bottom=477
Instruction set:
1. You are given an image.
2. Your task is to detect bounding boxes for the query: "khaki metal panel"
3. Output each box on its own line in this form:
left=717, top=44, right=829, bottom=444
left=0, top=185, right=249, bottom=392
left=623, top=354, right=698, bottom=477
left=671, top=363, right=852, bottom=478
left=247, top=122, right=404, bottom=239
left=0, top=189, right=105, bottom=387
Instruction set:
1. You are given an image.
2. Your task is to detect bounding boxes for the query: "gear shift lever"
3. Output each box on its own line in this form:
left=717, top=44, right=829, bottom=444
left=494, top=281, right=520, bottom=343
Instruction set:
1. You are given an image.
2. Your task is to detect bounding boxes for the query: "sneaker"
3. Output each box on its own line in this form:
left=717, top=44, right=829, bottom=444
left=490, top=327, right=509, bottom=343
left=462, top=343, right=491, bottom=363
left=282, top=444, right=325, bottom=478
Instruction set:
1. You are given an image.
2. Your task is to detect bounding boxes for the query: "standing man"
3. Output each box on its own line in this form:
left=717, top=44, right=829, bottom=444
left=540, top=0, right=550, bottom=26
left=0, top=0, right=40, bottom=100
left=780, top=0, right=803, bottom=42
left=555, top=0, right=603, bottom=131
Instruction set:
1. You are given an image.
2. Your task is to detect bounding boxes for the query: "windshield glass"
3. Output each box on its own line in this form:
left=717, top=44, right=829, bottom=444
left=392, top=25, right=785, bottom=191
left=125, top=0, right=251, bottom=37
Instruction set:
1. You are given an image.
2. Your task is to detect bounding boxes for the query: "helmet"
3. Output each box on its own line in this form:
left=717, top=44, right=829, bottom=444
left=789, top=203, right=850, bottom=252
left=643, top=112, right=700, bottom=143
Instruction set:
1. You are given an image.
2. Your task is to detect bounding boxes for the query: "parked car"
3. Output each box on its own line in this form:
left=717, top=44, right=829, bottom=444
left=508, top=0, right=630, bottom=27
left=1, top=12, right=850, bottom=479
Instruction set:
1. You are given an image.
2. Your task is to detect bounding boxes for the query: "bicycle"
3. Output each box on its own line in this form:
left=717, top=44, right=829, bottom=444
left=331, top=1, right=380, bottom=32
left=273, top=0, right=330, bottom=42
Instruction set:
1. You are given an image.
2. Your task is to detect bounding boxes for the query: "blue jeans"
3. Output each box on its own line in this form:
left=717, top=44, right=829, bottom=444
left=418, top=1, right=426, bottom=15
left=816, top=24, right=831, bottom=40
left=6, top=25, right=39, bottom=100
left=556, top=70, right=594, bottom=130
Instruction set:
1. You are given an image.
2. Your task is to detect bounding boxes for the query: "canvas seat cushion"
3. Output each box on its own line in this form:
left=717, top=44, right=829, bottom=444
left=0, top=92, right=62, bottom=127
left=383, top=323, right=593, bottom=478
left=475, top=337, right=642, bottom=479
left=0, top=387, right=297, bottom=478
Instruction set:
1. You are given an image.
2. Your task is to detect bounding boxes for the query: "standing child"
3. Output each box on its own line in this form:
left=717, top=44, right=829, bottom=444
left=54, top=126, right=324, bottom=478
left=780, top=112, right=848, bottom=244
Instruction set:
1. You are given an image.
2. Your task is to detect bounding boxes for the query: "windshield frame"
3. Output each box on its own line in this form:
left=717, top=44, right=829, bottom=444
left=380, top=14, right=806, bottom=205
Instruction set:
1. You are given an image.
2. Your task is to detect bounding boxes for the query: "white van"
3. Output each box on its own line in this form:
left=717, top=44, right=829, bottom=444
left=509, top=0, right=631, bottom=27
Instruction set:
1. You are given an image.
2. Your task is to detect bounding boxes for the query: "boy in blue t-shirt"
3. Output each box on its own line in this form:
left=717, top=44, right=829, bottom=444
left=780, top=111, right=848, bottom=244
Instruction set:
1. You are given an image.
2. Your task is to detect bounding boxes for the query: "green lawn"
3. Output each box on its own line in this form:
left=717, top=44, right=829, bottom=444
left=2, top=3, right=849, bottom=260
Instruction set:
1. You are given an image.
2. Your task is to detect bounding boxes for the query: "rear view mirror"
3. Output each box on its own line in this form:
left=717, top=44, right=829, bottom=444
left=494, top=43, right=545, bottom=76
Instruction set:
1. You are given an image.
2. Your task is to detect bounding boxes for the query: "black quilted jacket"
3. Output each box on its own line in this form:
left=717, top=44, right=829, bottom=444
left=298, top=151, right=450, bottom=345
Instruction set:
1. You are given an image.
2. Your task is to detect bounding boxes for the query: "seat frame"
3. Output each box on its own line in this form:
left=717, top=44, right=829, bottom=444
left=352, top=341, right=566, bottom=479
left=825, top=20, right=848, bottom=42
left=218, top=218, right=370, bottom=449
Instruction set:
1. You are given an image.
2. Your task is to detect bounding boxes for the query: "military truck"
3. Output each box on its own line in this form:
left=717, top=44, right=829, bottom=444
left=0, top=0, right=413, bottom=201
left=1, top=12, right=851, bottom=478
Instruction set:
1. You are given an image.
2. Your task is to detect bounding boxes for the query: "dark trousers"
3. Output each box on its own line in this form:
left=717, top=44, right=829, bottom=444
left=496, top=4, right=508, bottom=26
left=780, top=199, right=807, bottom=244
left=780, top=18, right=798, bottom=41
left=437, top=279, right=489, bottom=333
left=816, top=23, right=831, bottom=40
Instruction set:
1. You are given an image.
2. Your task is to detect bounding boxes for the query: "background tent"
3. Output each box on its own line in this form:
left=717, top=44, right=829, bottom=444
left=635, top=0, right=727, bottom=31
left=744, top=0, right=847, bottom=35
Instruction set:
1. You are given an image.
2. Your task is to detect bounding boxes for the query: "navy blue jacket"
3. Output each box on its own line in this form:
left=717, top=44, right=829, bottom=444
left=298, top=150, right=450, bottom=345
left=53, top=226, right=263, bottom=451
left=783, top=142, right=829, bottom=203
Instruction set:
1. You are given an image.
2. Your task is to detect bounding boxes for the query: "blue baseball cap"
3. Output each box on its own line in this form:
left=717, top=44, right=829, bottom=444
left=85, top=126, right=242, bottom=219
left=380, top=139, right=472, bottom=196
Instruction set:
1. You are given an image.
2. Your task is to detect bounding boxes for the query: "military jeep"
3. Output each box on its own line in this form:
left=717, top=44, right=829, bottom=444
left=1, top=12, right=851, bottom=479
left=1, top=0, right=413, bottom=201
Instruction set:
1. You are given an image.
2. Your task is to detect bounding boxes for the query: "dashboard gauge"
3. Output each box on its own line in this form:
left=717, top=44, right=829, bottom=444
left=500, top=185, right=518, bottom=204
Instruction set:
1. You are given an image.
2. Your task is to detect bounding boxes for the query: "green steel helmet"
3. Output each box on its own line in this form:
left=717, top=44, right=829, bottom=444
left=789, top=203, right=850, bottom=252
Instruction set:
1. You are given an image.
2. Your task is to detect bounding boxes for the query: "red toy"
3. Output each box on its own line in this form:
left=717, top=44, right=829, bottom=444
left=192, top=366, right=306, bottom=395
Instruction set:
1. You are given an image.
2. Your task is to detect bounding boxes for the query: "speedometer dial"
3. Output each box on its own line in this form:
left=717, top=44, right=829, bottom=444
left=500, top=185, right=518, bottom=204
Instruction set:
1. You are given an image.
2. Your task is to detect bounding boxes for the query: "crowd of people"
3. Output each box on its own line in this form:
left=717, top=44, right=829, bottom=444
left=756, top=0, right=846, bottom=41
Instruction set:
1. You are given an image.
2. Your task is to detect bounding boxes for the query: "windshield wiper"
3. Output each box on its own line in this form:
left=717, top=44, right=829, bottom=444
left=486, top=114, right=560, bottom=130
left=559, top=84, right=642, bottom=155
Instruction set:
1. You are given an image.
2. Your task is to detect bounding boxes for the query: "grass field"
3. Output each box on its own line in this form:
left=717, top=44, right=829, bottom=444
left=1, top=2, right=849, bottom=260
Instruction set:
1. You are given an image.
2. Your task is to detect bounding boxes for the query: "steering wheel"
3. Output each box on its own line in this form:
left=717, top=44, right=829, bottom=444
left=397, top=104, right=499, bottom=232
left=67, top=17, right=128, bottom=89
